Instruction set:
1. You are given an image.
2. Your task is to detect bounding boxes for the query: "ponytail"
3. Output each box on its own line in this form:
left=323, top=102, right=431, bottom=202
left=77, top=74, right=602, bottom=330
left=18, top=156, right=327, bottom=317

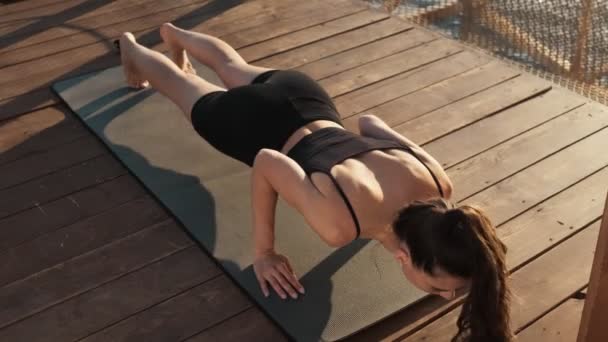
left=393, top=199, right=513, bottom=342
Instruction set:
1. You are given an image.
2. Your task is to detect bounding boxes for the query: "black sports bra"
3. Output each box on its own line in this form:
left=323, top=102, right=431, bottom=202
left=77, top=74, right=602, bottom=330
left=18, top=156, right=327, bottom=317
left=287, top=127, right=444, bottom=239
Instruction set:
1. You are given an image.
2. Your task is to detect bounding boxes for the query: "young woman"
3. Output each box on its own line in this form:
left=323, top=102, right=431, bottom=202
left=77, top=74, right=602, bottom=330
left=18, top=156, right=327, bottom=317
left=117, top=23, right=512, bottom=341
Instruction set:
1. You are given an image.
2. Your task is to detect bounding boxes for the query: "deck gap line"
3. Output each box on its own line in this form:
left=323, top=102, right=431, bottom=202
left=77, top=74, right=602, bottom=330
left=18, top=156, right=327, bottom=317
left=248, top=14, right=390, bottom=64
left=72, top=272, right=226, bottom=342
left=328, top=45, right=464, bottom=99
left=444, top=101, right=588, bottom=171
left=386, top=70, right=523, bottom=128
left=0, top=192, right=150, bottom=256
left=419, top=84, right=553, bottom=147
left=315, top=36, right=442, bottom=83
left=234, top=7, right=371, bottom=51
left=281, top=22, right=414, bottom=71
left=0, top=150, right=109, bottom=192
left=0, top=0, right=214, bottom=61
left=178, top=306, right=255, bottom=342
left=0, top=172, right=128, bottom=220
left=0, top=224, right=195, bottom=330
left=454, top=115, right=606, bottom=203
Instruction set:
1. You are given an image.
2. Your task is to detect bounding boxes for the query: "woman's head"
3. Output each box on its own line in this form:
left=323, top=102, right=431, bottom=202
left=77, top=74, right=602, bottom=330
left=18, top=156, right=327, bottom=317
left=392, top=198, right=512, bottom=342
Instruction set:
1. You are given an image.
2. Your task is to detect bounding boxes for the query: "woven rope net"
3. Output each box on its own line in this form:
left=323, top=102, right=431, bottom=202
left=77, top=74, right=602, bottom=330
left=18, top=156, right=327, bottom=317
left=372, top=0, right=608, bottom=104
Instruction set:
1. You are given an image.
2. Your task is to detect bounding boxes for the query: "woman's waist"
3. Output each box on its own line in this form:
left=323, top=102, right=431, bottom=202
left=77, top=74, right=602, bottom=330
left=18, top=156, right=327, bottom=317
left=280, top=120, right=344, bottom=154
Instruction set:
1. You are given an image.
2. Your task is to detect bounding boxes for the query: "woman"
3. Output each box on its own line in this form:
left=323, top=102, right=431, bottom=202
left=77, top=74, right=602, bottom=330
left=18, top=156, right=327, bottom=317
left=118, top=23, right=512, bottom=341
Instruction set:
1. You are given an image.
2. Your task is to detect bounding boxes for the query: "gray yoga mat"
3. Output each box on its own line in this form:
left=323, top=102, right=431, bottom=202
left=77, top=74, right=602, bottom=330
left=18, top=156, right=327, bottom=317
left=52, top=59, right=427, bottom=341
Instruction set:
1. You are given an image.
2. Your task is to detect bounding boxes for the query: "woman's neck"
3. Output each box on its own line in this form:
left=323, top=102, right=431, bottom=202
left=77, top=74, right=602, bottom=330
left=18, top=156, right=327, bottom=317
left=370, top=226, right=402, bottom=254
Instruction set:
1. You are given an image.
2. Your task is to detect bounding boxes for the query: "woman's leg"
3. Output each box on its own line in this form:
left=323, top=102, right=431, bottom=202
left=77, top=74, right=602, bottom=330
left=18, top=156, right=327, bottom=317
left=119, top=32, right=226, bottom=121
left=159, top=23, right=273, bottom=89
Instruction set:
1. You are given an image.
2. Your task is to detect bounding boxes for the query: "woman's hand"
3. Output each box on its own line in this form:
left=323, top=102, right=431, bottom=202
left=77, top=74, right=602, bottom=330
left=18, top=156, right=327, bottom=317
left=253, top=251, right=305, bottom=300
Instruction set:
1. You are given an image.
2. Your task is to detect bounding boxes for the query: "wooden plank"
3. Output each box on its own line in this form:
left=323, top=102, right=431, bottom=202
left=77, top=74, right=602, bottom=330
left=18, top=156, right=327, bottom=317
left=395, top=74, right=551, bottom=145
left=577, top=190, right=608, bottom=342
left=448, top=103, right=608, bottom=201
left=0, top=219, right=192, bottom=328
left=320, top=39, right=463, bottom=97
left=0, top=0, right=69, bottom=15
left=185, top=307, right=287, bottom=342
left=240, top=10, right=389, bottom=63
left=220, top=0, right=363, bottom=50
left=335, top=50, right=489, bottom=119
left=0, top=195, right=168, bottom=288
left=501, top=166, right=608, bottom=269
left=0, top=0, right=147, bottom=23
left=463, top=126, right=608, bottom=224
left=0, top=0, right=361, bottom=114
left=518, top=297, right=585, bottom=342
left=80, top=276, right=250, bottom=342
left=403, top=221, right=600, bottom=341
left=0, top=248, right=221, bottom=342
left=349, top=61, right=520, bottom=128
left=296, top=28, right=437, bottom=81
left=256, top=17, right=412, bottom=70
left=0, top=105, right=87, bottom=166
left=424, top=88, right=586, bottom=169
left=0, top=175, right=145, bottom=253
left=0, top=154, right=126, bottom=218
left=0, top=88, right=56, bottom=121
left=0, top=0, right=213, bottom=65
left=0, top=0, right=326, bottom=66
left=0, top=135, right=107, bottom=189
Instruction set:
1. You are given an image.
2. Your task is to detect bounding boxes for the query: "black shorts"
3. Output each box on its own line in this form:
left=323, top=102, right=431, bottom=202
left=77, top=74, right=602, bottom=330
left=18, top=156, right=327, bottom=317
left=190, top=69, right=343, bottom=166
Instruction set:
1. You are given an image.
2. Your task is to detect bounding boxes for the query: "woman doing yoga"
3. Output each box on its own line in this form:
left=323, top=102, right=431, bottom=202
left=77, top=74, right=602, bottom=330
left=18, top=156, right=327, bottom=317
left=118, top=24, right=512, bottom=342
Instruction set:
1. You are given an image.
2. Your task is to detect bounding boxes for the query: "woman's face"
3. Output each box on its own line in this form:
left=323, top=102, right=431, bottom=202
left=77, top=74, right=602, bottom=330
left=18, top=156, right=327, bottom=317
left=395, top=244, right=470, bottom=300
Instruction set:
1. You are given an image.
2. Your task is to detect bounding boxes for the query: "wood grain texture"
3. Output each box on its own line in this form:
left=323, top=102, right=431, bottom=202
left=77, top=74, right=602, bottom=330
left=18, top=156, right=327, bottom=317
left=0, top=196, right=168, bottom=288
left=0, top=248, right=220, bottom=342
left=0, top=175, right=145, bottom=253
left=0, top=219, right=192, bottom=328
left=518, top=298, right=585, bottom=341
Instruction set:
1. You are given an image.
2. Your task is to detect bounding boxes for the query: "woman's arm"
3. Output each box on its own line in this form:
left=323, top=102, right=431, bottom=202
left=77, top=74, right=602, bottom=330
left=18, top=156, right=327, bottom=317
left=250, top=148, right=338, bottom=299
left=251, top=148, right=332, bottom=255
left=358, top=114, right=454, bottom=198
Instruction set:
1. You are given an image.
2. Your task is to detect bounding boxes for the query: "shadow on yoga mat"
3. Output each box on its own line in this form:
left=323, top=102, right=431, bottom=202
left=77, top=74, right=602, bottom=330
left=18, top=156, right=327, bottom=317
left=52, top=62, right=427, bottom=341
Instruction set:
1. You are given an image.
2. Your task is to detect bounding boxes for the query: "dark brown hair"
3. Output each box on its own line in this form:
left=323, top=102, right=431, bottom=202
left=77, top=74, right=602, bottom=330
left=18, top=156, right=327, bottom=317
left=393, top=198, right=512, bottom=342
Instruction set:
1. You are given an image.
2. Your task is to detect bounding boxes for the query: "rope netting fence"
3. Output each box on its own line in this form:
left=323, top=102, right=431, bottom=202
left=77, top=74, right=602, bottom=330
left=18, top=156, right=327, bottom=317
left=370, top=0, right=608, bottom=104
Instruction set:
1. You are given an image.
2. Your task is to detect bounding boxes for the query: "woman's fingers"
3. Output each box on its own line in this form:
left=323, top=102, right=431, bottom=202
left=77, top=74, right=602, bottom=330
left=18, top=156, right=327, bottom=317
left=267, top=275, right=288, bottom=299
left=272, top=271, right=298, bottom=299
left=278, top=264, right=305, bottom=294
left=256, top=274, right=270, bottom=297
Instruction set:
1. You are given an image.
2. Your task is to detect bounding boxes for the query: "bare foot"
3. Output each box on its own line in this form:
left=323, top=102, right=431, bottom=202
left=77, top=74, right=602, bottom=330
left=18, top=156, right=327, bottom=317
left=160, top=23, right=197, bottom=75
left=119, top=33, right=150, bottom=89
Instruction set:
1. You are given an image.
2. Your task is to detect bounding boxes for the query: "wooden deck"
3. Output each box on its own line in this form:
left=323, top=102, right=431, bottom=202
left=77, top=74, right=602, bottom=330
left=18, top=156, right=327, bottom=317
left=0, top=0, right=605, bottom=340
